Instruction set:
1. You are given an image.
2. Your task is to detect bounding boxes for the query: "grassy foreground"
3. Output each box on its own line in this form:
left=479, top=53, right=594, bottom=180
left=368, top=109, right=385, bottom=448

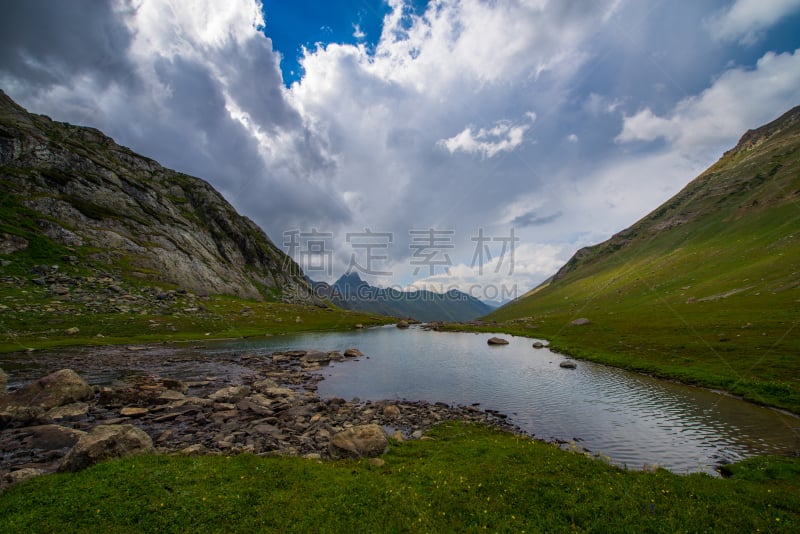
left=1, top=423, right=798, bottom=533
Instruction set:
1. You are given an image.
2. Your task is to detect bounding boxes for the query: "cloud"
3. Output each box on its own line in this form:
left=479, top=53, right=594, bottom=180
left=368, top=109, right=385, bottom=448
left=707, top=0, right=800, bottom=44
left=0, top=0, right=352, bottom=234
left=3, top=0, right=798, bottom=296
left=512, top=211, right=563, bottom=228
left=615, top=49, right=800, bottom=155
left=438, top=120, right=532, bottom=159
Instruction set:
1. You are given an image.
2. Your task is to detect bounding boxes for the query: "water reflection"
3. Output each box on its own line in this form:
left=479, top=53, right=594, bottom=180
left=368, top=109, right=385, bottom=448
left=204, top=325, right=799, bottom=474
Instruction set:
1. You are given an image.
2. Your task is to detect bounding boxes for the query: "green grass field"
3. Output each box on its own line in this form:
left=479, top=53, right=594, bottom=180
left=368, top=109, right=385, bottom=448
left=1, top=422, right=798, bottom=533
left=481, top=111, right=800, bottom=414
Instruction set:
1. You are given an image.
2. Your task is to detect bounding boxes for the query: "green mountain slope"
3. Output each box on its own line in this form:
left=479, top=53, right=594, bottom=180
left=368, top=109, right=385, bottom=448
left=485, top=106, right=800, bottom=412
left=0, top=91, right=387, bottom=351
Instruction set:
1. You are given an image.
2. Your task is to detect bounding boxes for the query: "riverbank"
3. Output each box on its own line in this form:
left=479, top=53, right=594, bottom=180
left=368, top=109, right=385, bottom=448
left=0, top=344, right=517, bottom=490
left=440, top=320, right=800, bottom=415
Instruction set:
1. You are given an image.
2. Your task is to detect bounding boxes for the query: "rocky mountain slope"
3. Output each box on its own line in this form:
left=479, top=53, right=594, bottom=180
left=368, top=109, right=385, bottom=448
left=486, top=106, right=800, bottom=411
left=314, top=272, right=494, bottom=322
left=0, top=90, right=316, bottom=303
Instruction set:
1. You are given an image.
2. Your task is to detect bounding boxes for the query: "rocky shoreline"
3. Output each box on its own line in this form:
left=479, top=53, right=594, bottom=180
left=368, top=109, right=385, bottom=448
left=0, top=345, right=522, bottom=490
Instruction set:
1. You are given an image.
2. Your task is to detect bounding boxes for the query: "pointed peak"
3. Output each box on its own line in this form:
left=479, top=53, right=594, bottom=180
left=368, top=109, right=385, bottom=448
left=334, top=271, right=366, bottom=287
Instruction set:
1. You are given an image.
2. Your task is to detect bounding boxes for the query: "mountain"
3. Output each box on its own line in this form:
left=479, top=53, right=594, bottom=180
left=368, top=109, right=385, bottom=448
left=313, top=272, right=494, bottom=322
left=0, top=90, right=317, bottom=303
left=485, top=106, right=800, bottom=412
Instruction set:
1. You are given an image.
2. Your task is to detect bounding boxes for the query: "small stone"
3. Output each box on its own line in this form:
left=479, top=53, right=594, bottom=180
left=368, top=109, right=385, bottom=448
left=570, top=318, right=591, bottom=326
left=64, top=327, right=80, bottom=335
left=120, top=407, right=149, bottom=417
left=411, top=430, right=424, bottom=439
left=181, top=444, right=205, bottom=455
left=487, top=337, right=509, bottom=345
left=560, top=360, right=577, bottom=369
left=532, top=341, right=545, bottom=349
left=383, top=405, right=401, bottom=418
left=5, top=468, right=45, bottom=485
left=368, top=458, right=386, bottom=467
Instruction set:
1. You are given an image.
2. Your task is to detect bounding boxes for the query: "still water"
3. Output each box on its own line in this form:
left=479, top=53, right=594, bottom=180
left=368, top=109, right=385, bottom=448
left=205, top=325, right=799, bottom=474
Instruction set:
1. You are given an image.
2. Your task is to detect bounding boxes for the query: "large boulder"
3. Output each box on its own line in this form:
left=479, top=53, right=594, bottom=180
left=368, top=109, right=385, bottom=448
left=1, top=369, right=93, bottom=410
left=329, top=424, right=389, bottom=459
left=59, top=424, right=153, bottom=472
left=0, top=369, right=94, bottom=425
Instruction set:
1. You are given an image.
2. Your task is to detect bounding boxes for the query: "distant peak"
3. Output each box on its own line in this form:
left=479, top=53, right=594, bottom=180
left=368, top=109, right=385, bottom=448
left=334, top=271, right=366, bottom=287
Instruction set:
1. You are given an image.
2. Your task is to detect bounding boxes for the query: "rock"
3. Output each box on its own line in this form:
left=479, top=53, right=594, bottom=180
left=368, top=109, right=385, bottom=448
left=327, top=351, right=345, bottom=362
left=354, top=324, right=364, bottom=329
left=208, top=385, right=251, bottom=403
left=161, top=378, right=187, bottom=393
left=329, top=424, right=389, bottom=458
left=47, top=402, right=89, bottom=420
left=411, top=430, right=424, bottom=440
left=21, top=424, right=86, bottom=450
left=301, top=350, right=331, bottom=365
left=570, top=318, right=591, bottom=326
left=532, top=341, right=545, bottom=349
left=368, top=458, right=386, bottom=467
left=396, top=320, right=410, bottom=329
left=180, top=444, right=205, bottom=455
left=64, top=327, right=80, bottom=335
left=253, top=378, right=279, bottom=391
left=487, top=337, right=509, bottom=345
left=120, top=407, right=149, bottom=417
left=392, top=431, right=405, bottom=442
left=0, top=369, right=94, bottom=413
left=344, top=348, right=364, bottom=358
left=59, top=424, right=154, bottom=472
left=0, top=368, right=7, bottom=396
left=383, top=405, right=401, bottom=418
left=158, top=390, right=186, bottom=402
left=5, top=467, right=45, bottom=484
left=560, top=360, right=577, bottom=369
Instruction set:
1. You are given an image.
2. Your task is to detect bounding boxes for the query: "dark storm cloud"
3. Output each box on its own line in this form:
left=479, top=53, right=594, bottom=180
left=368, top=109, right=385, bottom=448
left=0, top=0, right=136, bottom=90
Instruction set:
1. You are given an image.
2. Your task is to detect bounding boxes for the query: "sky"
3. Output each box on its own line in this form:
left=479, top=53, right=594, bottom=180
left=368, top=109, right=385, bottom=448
left=1, top=0, right=800, bottom=303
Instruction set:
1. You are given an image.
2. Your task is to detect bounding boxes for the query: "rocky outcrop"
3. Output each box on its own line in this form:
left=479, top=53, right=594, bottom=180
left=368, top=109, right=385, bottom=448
left=59, top=424, right=154, bottom=472
left=0, top=90, right=318, bottom=304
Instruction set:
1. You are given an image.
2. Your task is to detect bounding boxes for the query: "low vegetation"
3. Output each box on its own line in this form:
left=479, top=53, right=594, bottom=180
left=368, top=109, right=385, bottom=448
left=1, top=423, right=798, bottom=533
left=477, top=107, right=800, bottom=414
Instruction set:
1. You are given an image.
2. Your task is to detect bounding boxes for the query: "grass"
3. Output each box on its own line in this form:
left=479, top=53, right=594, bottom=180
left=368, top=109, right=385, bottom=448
left=1, top=422, right=798, bottom=533
left=0, top=291, right=390, bottom=353
left=476, top=115, right=800, bottom=414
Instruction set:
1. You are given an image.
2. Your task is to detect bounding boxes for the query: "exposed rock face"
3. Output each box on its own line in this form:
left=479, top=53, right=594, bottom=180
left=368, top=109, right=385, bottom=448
left=0, top=90, right=318, bottom=304
left=59, top=424, right=154, bottom=472
left=329, top=424, right=389, bottom=458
